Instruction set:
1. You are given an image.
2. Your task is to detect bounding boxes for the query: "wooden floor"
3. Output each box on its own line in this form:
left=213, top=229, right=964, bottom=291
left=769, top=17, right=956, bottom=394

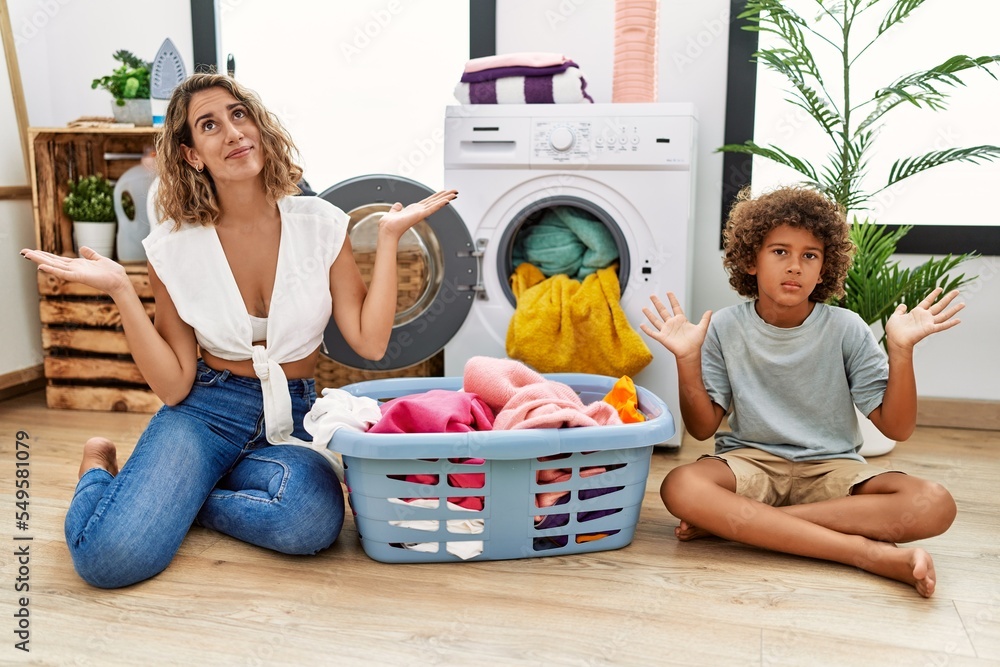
left=2, top=390, right=999, bottom=666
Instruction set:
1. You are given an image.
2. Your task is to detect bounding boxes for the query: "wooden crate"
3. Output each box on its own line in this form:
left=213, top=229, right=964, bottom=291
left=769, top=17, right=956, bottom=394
left=30, top=126, right=161, bottom=257
left=29, top=127, right=162, bottom=412
left=36, top=265, right=161, bottom=412
left=28, top=127, right=446, bottom=412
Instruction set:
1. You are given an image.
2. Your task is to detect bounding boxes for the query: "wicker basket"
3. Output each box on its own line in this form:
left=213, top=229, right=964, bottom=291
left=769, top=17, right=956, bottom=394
left=353, top=247, right=429, bottom=314
left=315, top=350, right=444, bottom=394
left=315, top=239, right=444, bottom=393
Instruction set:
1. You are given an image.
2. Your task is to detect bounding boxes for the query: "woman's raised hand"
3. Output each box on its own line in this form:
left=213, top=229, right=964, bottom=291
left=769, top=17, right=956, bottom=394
left=20, top=247, right=130, bottom=297
left=377, top=190, right=458, bottom=239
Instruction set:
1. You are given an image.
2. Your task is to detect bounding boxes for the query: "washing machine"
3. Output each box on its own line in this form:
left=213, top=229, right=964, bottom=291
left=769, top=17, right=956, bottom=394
left=442, top=103, right=697, bottom=447
left=318, top=103, right=696, bottom=447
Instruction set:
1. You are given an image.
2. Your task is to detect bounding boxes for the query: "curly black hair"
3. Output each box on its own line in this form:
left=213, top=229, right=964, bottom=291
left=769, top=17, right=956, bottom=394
left=722, top=186, right=855, bottom=302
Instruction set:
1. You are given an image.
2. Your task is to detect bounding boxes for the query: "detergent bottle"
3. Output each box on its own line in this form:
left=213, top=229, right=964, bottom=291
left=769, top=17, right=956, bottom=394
left=114, top=158, right=157, bottom=262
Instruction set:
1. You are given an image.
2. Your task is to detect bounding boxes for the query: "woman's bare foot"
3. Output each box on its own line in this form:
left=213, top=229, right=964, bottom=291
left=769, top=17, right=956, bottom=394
left=675, top=520, right=714, bottom=541
left=79, top=437, right=119, bottom=478
left=857, top=542, right=937, bottom=598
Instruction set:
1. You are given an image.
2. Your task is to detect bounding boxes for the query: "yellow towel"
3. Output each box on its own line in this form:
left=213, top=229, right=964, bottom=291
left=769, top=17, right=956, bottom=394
left=506, top=263, right=653, bottom=377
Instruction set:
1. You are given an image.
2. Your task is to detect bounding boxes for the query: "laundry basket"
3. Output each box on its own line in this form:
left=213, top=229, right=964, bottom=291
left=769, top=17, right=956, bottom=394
left=330, top=374, right=674, bottom=563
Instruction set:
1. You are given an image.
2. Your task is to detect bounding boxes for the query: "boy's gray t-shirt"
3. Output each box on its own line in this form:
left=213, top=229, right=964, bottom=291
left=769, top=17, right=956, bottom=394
left=702, top=301, right=888, bottom=462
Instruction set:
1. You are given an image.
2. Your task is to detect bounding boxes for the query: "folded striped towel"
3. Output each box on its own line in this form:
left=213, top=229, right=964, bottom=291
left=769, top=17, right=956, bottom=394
left=460, top=60, right=578, bottom=83
left=463, top=52, right=568, bottom=74
left=454, top=67, right=594, bottom=104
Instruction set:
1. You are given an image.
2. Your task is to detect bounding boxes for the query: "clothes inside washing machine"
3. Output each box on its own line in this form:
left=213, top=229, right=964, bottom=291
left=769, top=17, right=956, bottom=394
left=511, top=205, right=620, bottom=281
left=504, top=203, right=652, bottom=379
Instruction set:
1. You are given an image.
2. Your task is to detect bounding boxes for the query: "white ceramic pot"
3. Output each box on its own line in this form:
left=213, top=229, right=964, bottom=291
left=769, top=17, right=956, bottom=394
left=73, top=221, right=117, bottom=259
left=856, top=405, right=896, bottom=457
left=111, top=99, right=152, bottom=126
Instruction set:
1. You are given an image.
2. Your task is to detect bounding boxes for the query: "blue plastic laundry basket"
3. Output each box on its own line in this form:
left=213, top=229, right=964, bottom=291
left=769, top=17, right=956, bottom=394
left=330, top=373, right=674, bottom=563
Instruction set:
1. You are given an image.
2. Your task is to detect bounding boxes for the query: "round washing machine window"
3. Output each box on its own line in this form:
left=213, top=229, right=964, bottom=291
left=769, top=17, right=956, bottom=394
left=496, top=195, right=631, bottom=307
left=317, top=175, right=477, bottom=371
left=343, top=204, right=443, bottom=327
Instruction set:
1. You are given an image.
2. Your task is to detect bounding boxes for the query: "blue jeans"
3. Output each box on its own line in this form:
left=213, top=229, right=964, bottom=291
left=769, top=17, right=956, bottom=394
left=65, top=362, right=344, bottom=588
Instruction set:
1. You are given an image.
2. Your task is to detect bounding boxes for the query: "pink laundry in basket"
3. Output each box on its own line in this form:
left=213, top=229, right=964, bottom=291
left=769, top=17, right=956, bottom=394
left=372, top=389, right=493, bottom=511
left=463, top=356, right=622, bottom=430
left=369, top=389, right=495, bottom=434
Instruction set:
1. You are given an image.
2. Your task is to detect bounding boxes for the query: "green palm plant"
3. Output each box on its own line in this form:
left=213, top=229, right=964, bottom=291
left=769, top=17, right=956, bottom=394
left=720, top=0, right=996, bottom=346
left=842, top=221, right=972, bottom=347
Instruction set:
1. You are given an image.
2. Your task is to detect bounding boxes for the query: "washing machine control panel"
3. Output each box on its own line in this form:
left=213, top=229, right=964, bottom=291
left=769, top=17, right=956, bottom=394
left=533, top=121, right=589, bottom=160
left=531, top=116, right=692, bottom=168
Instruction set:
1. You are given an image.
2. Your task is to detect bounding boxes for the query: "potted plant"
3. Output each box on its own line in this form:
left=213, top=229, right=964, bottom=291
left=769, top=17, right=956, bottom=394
left=91, top=50, right=152, bottom=126
left=63, top=174, right=128, bottom=259
left=720, top=0, right=999, bottom=453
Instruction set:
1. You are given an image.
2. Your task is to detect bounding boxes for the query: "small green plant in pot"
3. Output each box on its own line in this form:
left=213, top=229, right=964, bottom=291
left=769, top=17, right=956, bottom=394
left=720, top=0, right=999, bottom=453
left=91, top=50, right=152, bottom=126
left=63, top=174, right=131, bottom=258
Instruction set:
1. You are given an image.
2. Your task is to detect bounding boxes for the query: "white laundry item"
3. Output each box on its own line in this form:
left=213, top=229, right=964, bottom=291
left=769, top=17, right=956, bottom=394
left=387, top=498, right=485, bottom=560
left=304, top=387, right=383, bottom=447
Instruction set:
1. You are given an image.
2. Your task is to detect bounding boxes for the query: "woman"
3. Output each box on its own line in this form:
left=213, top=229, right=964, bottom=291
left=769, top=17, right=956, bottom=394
left=21, top=73, right=457, bottom=588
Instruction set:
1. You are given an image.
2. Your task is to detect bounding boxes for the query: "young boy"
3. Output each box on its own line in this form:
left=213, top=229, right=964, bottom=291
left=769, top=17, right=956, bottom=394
left=641, top=186, right=962, bottom=597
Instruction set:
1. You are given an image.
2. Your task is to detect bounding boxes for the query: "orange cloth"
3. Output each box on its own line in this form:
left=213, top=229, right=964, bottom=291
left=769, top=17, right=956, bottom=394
left=576, top=533, right=611, bottom=543
left=602, top=375, right=645, bottom=423
left=507, top=263, right=652, bottom=377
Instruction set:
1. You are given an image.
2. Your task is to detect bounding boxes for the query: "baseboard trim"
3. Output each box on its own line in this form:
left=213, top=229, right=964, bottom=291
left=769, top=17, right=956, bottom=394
left=0, top=365, right=45, bottom=403
left=917, top=398, right=1000, bottom=432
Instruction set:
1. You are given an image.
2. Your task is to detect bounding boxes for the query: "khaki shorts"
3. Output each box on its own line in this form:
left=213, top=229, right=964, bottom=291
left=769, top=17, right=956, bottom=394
left=700, top=448, right=904, bottom=506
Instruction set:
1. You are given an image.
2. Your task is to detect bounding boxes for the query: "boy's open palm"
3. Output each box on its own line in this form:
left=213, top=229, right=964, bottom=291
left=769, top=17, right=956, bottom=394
left=885, top=288, right=964, bottom=350
left=641, top=292, right=711, bottom=361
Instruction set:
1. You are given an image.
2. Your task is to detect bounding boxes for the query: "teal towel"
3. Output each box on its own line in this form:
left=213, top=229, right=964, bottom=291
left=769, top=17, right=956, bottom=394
left=512, top=207, right=618, bottom=280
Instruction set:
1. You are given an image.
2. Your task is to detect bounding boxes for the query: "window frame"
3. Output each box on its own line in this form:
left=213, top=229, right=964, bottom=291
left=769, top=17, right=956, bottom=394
left=721, top=0, right=998, bottom=255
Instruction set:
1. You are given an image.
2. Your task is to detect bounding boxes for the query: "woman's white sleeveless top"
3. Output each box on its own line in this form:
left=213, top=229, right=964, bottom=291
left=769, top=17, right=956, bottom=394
left=143, top=196, right=349, bottom=446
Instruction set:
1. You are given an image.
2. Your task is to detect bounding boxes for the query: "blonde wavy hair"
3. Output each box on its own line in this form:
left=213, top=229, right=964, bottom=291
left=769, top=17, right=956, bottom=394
left=723, top=185, right=855, bottom=303
left=155, top=73, right=303, bottom=228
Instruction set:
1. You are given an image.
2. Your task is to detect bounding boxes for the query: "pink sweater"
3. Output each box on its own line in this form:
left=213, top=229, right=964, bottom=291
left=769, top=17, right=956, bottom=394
left=462, top=356, right=622, bottom=430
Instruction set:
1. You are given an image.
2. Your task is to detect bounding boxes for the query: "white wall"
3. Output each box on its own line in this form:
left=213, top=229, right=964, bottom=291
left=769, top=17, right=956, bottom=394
left=0, top=197, right=39, bottom=377
left=6, top=0, right=998, bottom=401
left=4, top=0, right=193, bottom=381
left=216, top=0, right=468, bottom=192
left=1, top=11, right=40, bottom=377
left=497, top=0, right=999, bottom=402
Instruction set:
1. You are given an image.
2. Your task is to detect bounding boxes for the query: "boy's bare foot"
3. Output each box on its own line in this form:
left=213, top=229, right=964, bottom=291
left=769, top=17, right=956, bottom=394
left=858, top=542, right=937, bottom=598
left=79, top=437, right=119, bottom=478
left=675, top=520, right=714, bottom=541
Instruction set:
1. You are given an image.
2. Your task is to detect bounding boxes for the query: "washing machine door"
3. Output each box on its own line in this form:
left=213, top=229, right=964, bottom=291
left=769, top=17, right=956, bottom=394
left=318, top=175, right=477, bottom=371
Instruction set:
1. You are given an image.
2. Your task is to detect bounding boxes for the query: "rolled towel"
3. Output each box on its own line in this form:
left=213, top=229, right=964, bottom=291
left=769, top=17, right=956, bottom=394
left=454, top=67, right=594, bottom=105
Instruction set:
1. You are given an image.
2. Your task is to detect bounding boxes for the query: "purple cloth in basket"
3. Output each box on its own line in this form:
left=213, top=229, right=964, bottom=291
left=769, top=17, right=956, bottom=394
left=533, top=485, right=624, bottom=530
